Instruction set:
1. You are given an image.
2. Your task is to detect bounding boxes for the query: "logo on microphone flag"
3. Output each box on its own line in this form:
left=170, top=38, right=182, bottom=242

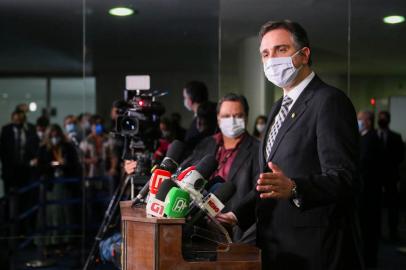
left=149, top=169, right=171, bottom=195
left=203, top=194, right=225, bottom=217
left=146, top=196, right=165, bottom=217
left=172, top=198, right=188, bottom=212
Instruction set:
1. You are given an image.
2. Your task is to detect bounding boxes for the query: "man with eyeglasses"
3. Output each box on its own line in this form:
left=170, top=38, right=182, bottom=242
left=217, top=20, right=364, bottom=270
left=181, top=92, right=260, bottom=243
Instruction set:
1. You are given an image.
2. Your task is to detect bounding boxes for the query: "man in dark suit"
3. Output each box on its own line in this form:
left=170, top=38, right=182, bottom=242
left=1, top=110, right=38, bottom=193
left=377, top=110, right=405, bottom=241
left=1, top=110, right=39, bottom=237
left=357, top=110, right=384, bottom=267
left=182, top=93, right=260, bottom=243
left=217, top=20, right=364, bottom=270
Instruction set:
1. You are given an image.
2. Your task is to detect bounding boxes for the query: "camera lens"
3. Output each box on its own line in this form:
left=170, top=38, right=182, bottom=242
left=121, top=117, right=138, bottom=134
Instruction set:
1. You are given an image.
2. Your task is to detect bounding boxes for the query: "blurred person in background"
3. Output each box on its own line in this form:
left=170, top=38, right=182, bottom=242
left=77, top=112, right=92, bottom=138
left=183, top=81, right=217, bottom=152
left=357, top=110, right=384, bottom=268
left=196, top=101, right=218, bottom=138
left=170, top=112, right=186, bottom=141
left=35, top=115, right=50, bottom=144
left=64, top=114, right=82, bottom=147
left=153, top=117, right=174, bottom=164
left=252, top=115, right=267, bottom=140
left=80, top=115, right=118, bottom=182
left=36, top=124, right=81, bottom=247
left=0, top=110, right=39, bottom=235
left=377, top=110, right=405, bottom=242
left=15, top=103, right=36, bottom=133
left=80, top=115, right=118, bottom=223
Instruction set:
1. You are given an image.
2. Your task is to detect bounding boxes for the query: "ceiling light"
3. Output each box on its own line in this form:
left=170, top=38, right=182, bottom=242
left=29, top=102, right=37, bottom=112
left=383, top=15, right=405, bottom=24
left=109, top=7, right=134, bottom=17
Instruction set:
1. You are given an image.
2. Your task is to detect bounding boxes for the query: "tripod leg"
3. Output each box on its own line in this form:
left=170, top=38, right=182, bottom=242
left=82, top=174, right=132, bottom=270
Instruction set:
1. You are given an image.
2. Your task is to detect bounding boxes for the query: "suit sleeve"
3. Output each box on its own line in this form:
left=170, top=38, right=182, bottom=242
left=293, top=90, right=360, bottom=210
left=233, top=188, right=257, bottom=231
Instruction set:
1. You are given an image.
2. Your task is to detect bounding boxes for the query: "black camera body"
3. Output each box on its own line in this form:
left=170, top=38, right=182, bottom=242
left=115, top=89, right=165, bottom=155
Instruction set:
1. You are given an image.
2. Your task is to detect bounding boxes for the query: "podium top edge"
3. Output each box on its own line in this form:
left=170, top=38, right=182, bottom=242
left=120, top=200, right=185, bottom=224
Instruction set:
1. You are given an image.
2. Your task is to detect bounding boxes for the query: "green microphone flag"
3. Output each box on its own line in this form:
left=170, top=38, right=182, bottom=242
left=164, top=187, right=190, bottom=218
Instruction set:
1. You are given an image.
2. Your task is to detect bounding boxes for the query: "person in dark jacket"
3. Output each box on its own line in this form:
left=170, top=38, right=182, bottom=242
left=377, top=110, right=405, bottom=241
left=37, top=124, right=81, bottom=245
left=183, top=81, right=217, bottom=153
left=357, top=110, right=384, bottom=267
left=217, top=20, right=363, bottom=270
left=181, top=93, right=259, bottom=244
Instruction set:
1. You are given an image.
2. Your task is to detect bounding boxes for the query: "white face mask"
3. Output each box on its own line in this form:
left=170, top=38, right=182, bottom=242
left=263, top=49, right=302, bottom=88
left=256, top=123, right=266, bottom=133
left=37, top=131, right=44, bottom=140
left=184, top=98, right=193, bottom=111
left=51, top=137, right=61, bottom=146
left=219, top=117, right=245, bottom=139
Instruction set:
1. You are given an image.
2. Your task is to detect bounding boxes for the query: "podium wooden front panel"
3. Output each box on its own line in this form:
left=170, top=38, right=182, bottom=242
left=120, top=201, right=261, bottom=270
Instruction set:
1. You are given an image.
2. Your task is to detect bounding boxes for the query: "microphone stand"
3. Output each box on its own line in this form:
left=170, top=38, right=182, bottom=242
left=82, top=173, right=133, bottom=270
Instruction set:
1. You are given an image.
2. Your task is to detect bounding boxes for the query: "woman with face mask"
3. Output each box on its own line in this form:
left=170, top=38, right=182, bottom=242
left=36, top=124, right=81, bottom=247
left=253, top=115, right=268, bottom=140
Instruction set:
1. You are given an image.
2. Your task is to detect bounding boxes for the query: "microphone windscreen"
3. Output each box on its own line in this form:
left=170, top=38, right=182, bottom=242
left=156, top=179, right=178, bottom=201
left=213, top=181, right=236, bottom=203
left=195, top=154, right=218, bottom=179
left=161, top=140, right=186, bottom=172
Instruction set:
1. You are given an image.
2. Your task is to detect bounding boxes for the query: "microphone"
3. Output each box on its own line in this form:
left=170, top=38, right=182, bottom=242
left=185, top=176, right=226, bottom=218
left=131, top=140, right=186, bottom=207
left=185, top=181, right=236, bottom=230
left=164, top=187, right=190, bottom=218
left=177, top=154, right=218, bottom=201
left=146, top=179, right=178, bottom=217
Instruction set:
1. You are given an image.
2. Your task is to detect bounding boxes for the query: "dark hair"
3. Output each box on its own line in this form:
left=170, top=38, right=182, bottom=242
left=184, top=81, right=209, bottom=104
left=216, top=93, right=249, bottom=117
left=160, top=117, right=172, bottom=128
left=45, top=124, right=68, bottom=148
left=259, top=20, right=312, bottom=66
left=378, top=111, right=391, bottom=122
left=170, top=112, right=181, bottom=124
left=36, top=115, right=50, bottom=128
left=253, top=115, right=267, bottom=137
left=197, top=101, right=218, bottom=134
left=90, top=114, right=103, bottom=125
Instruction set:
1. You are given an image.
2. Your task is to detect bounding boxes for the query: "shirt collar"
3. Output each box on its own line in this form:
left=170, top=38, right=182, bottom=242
left=283, top=71, right=315, bottom=106
left=213, top=132, right=247, bottom=149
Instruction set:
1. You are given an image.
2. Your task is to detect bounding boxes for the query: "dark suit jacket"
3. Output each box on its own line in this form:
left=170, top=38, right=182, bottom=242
left=181, top=133, right=260, bottom=243
left=0, top=123, right=39, bottom=190
left=234, top=75, right=364, bottom=270
left=380, top=129, right=404, bottom=183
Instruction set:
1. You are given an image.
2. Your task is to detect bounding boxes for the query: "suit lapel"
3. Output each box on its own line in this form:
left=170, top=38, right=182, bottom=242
left=228, top=135, right=252, bottom=181
left=266, top=76, right=320, bottom=162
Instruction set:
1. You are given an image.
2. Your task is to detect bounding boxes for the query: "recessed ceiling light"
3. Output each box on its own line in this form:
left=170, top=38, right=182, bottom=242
left=383, top=15, right=405, bottom=24
left=29, top=102, right=37, bottom=112
left=109, top=7, right=134, bottom=17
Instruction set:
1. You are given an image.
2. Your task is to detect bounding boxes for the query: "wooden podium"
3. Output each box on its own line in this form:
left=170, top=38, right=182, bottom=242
left=120, top=201, right=261, bottom=270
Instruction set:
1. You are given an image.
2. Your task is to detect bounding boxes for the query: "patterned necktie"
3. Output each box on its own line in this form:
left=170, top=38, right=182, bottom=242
left=265, top=95, right=293, bottom=160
